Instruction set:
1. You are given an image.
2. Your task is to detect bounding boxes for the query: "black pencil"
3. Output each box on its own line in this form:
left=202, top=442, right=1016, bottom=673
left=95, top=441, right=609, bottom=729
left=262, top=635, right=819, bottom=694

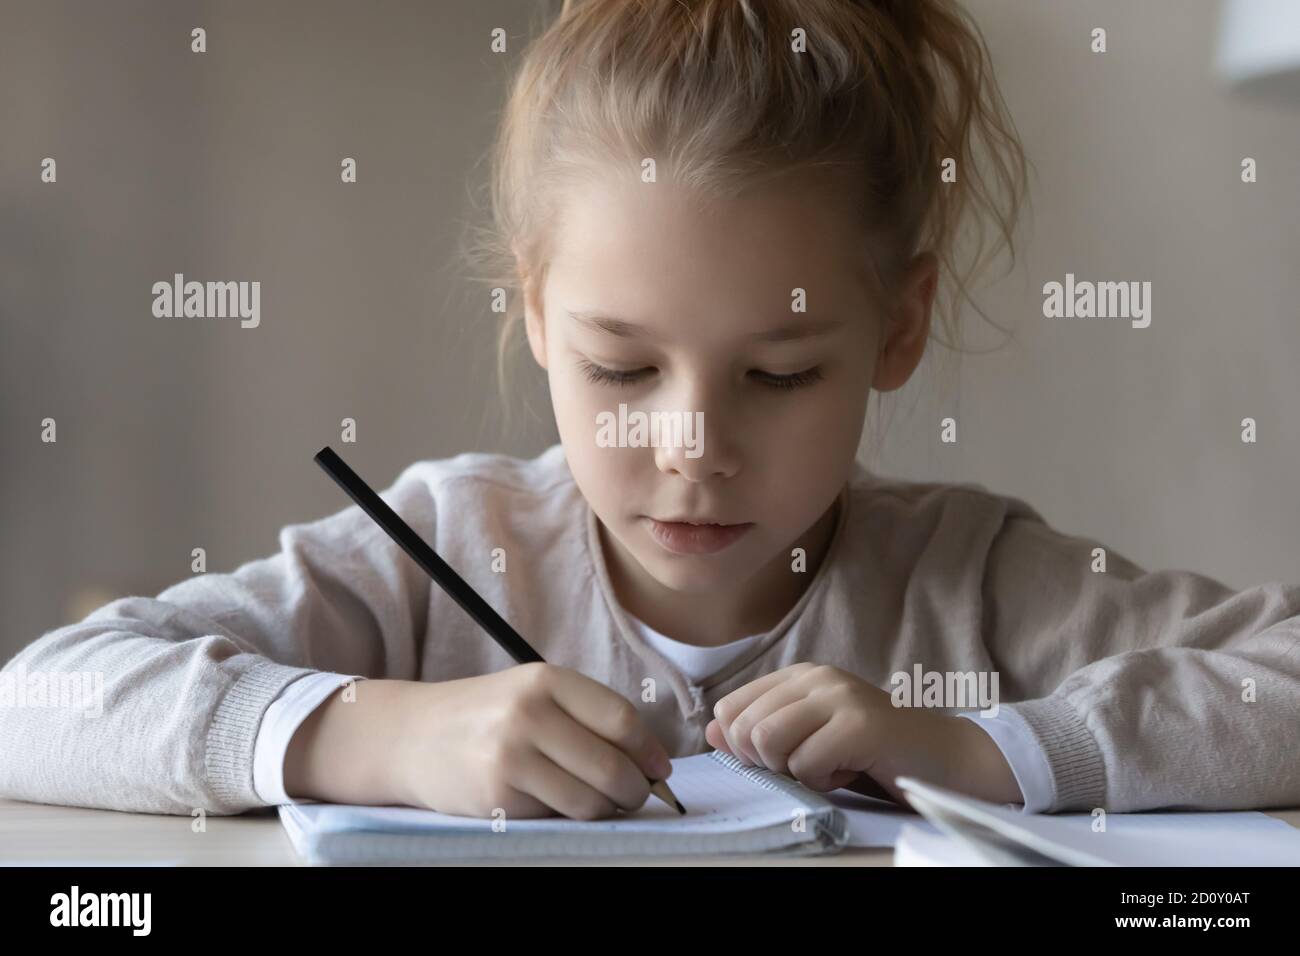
left=313, top=445, right=686, bottom=815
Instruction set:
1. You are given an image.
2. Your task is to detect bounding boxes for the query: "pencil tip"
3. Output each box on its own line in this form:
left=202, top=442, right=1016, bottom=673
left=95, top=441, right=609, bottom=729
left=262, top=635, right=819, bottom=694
left=675, top=800, right=686, bottom=814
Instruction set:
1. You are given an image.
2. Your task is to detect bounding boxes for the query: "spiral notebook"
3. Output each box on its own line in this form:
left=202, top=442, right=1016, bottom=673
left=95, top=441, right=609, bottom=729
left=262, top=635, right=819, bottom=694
left=279, top=750, right=851, bottom=864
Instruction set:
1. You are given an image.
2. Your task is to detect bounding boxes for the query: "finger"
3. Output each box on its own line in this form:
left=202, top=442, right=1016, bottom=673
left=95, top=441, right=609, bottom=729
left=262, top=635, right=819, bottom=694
left=727, top=679, right=817, bottom=766
left=547, top=668, right=672, bottom=781
left=528, top=701, right=651, bottom=812
left=492, top=782, right=558, bottom=819
left=713, top=663, right=808, bottom=725
left=787, top=711, right=883, bottom=792
left=747, top=698, right=834, bottom=775
left=510, top=744, right=622, bottom=820
left=713, top=664, right=811, bottom=758
left=705, top=718, right=732, bottom=755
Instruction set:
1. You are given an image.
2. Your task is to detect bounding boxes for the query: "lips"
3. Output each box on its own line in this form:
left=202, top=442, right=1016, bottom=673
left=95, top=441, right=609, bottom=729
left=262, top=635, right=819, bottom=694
left=643, top=517, right=754, bottom=555
left=656, top=517, right=736, bottom=525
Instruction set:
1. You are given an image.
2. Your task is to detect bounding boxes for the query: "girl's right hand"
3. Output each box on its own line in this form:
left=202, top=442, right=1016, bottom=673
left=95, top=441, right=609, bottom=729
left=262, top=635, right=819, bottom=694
left=392, top=662, right=675, bottom=820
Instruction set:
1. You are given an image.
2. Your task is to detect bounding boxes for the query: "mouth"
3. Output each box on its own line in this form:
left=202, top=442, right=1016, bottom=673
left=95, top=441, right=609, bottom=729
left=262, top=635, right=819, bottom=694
left=642, top=517, right=754, bottom=555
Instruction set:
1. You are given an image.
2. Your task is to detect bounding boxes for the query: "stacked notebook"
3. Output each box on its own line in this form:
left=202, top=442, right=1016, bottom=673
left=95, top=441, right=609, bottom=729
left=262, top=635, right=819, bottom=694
left=892, top=776, right=1300, bottom=866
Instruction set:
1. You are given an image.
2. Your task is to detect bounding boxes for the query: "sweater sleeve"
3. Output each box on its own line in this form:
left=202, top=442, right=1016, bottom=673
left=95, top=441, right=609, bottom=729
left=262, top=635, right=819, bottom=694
left=980, top=507, right=1300, bottom=813
left=0, top=462, right=435, bottom=816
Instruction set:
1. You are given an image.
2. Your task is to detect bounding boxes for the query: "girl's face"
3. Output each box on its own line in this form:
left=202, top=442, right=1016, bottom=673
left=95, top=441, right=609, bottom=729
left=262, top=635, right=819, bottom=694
left=522, top=174, right=934, bottom=602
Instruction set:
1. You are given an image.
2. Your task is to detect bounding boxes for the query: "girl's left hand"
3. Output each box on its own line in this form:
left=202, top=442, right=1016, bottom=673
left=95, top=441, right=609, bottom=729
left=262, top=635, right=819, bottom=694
left=704, top=662, right=1022, bottom=806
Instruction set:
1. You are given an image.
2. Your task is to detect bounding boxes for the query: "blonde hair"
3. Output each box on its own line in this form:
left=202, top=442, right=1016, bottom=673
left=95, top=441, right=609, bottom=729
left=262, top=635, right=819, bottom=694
left=459, top=0, right=1030, bottom=439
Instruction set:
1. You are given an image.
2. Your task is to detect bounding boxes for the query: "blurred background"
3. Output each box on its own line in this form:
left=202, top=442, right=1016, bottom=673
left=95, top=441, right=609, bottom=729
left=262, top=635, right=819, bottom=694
left=2, top=0, right=1298, bottom=657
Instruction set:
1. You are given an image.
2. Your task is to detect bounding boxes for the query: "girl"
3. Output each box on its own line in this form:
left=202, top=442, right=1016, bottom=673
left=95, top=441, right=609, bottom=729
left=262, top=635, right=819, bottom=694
left=3, top=0, right=1298, bottom=822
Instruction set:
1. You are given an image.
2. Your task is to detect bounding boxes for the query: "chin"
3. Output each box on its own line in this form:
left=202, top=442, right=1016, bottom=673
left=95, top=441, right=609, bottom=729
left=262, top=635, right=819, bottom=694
left=643, top=566, right=728, bottom=595
left=638, top=550, right=757, bottom=593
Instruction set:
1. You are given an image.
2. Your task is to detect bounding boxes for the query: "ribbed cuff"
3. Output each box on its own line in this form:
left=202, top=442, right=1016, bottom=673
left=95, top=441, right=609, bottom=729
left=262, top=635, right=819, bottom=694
left=205, top=656, right=318, bottom=812
left=1001, top=697, right=1107, bottom=812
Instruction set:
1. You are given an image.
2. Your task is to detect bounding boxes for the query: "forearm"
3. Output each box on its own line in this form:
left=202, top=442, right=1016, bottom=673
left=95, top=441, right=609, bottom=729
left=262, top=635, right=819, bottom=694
left=0, top=627, right=313, bottom=814
left=944, top=714, right=1024, bottom=805
left=865, top=709, right=1023, bottom=808
left=1010, top=632, right=1300, bottom=811
left=282, top=678, right=420, bottom=806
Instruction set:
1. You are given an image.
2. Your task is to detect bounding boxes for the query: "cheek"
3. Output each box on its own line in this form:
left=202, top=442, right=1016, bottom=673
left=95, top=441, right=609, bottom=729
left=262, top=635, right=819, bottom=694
left=750, top=391, right=863, bottom=498
left=564, top=432, right=642, bottom=512
left=754, top=381, right=864, bottom=455
left=549, top=370, right=600, bottom=439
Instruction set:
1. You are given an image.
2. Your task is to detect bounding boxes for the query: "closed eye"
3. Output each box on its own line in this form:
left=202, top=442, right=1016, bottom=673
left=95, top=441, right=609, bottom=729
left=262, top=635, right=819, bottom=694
left=751, top=366, right=824, bottom=389
left=576, top=359, right=823, bottom=390
left=578, top=360, right=651, bottom=387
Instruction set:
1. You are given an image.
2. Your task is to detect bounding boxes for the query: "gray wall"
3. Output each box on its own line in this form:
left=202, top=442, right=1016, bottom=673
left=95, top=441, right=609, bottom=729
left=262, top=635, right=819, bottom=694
left=875, top=0, right=1300, bottom=591
left=3, top=0, right=1297, bottom=658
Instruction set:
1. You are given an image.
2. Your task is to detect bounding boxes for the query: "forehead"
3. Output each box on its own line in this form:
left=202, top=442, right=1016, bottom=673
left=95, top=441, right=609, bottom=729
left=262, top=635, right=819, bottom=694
left=545, top=174, right=874, bottom=323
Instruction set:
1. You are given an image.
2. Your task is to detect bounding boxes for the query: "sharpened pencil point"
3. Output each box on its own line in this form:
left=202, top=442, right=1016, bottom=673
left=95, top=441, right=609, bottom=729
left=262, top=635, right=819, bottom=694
left=675, top=799, right=686, bottom=814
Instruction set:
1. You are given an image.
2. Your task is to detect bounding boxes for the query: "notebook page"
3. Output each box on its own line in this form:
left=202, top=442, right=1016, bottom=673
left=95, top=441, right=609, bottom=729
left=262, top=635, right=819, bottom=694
left=898, top=777, right=1300, bottom=866
left=997, top=809, right=1300, bottom=865
left=286, top=751, right=820, bottom=837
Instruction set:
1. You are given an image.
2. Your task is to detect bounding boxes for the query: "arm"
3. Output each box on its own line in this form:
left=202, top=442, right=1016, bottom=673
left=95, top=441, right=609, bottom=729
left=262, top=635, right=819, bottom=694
left=953, top=710, right=1049, bottom=810
left=281, top=678, right=422, bottom=807
left=252, top=672, right=368, bottom=804
left=982, top=511, right=1300, bottom=812
left=0, top=463, right=435, bottom=816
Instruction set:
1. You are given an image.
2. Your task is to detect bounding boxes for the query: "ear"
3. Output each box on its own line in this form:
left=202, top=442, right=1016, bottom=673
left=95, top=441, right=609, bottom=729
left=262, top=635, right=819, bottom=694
left=514, top=241, right=549, bottom=371
left=873, top=251, right=937, bottom=392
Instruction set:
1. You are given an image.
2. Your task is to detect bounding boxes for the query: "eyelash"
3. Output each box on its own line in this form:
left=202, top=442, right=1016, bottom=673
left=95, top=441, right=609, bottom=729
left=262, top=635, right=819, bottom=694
left=577, top=359, right=824, bottom=390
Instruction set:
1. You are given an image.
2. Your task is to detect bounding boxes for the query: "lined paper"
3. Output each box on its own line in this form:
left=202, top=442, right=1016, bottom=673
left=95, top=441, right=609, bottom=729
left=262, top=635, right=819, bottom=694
left=284, top=751, right=819, bottom=837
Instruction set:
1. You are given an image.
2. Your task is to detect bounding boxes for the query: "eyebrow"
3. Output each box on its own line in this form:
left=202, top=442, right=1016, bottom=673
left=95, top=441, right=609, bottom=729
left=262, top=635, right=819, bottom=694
left=567, top=310, right=845, bottom=343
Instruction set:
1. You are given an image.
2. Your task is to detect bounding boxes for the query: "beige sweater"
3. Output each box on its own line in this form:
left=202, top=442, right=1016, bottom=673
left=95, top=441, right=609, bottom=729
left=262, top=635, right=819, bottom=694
left=2, top=444, right=1298, bottom=815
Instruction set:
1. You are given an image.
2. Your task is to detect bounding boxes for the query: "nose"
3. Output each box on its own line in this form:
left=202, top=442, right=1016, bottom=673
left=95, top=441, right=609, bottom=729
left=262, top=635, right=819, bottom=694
left=654, top=440, right=738, bottom=481
left=651, top=385, right=740, bottom=481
